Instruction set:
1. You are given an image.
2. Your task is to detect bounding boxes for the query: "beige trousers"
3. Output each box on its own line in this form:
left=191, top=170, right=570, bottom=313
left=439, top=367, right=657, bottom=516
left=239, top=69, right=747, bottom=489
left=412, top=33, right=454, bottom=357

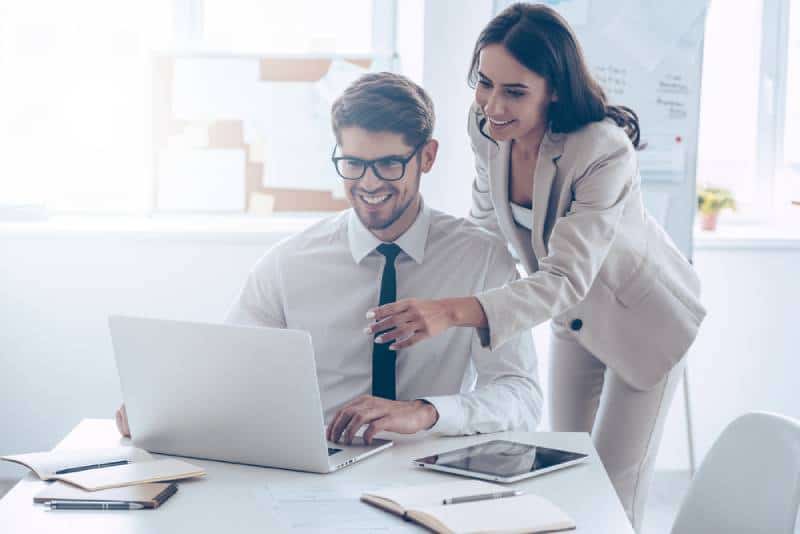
left=548, top=321, right=686, bottom=533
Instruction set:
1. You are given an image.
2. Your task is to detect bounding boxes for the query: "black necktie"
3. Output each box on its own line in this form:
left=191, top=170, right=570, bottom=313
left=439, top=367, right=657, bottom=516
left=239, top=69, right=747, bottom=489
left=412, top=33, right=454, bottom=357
left=372, top=243, right=402, bottom=400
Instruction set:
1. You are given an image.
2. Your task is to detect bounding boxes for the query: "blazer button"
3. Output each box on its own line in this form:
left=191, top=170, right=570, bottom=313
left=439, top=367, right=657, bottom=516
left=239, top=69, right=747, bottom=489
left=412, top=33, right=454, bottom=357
left=570, top=319, right=583, bottom=331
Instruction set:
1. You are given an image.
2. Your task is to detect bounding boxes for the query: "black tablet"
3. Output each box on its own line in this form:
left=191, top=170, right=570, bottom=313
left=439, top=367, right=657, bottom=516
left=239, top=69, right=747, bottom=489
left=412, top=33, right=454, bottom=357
left=413, top=439, right=588, bottom=483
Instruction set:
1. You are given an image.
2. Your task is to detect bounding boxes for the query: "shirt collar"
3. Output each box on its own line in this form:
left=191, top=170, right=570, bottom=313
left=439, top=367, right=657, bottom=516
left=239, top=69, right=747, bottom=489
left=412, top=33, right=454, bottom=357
left=347, top=199, right=431, bottom=265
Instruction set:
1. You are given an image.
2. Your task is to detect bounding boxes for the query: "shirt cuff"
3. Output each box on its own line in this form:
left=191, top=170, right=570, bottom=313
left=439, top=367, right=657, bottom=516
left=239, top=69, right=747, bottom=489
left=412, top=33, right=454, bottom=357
left=418, top=395, right=463, bottom=435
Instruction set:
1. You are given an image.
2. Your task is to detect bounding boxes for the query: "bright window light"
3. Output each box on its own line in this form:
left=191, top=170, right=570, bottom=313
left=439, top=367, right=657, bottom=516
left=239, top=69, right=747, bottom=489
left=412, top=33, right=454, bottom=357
left=696, top=0, right=763, bottom=211
left=202, top=0, right=373, bottom=54
left=0, top=0, right=172, bottom=214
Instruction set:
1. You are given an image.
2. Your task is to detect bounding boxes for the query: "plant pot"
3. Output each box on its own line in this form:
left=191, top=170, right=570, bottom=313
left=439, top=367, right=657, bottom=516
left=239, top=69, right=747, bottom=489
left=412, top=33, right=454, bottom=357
left=700, top=212, right=718, bottom=231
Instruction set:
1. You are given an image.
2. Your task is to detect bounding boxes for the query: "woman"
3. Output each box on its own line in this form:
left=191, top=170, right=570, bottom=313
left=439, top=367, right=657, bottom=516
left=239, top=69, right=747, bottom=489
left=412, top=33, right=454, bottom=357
left=366, top=3, right=706, bottom=531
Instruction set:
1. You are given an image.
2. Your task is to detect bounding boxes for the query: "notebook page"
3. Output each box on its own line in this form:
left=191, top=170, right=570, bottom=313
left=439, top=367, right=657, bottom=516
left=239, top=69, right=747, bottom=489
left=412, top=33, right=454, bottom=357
left=365, top=480, right=506, bottom=509
left=412, top=494, right=575, bottom=533
left=1, top=447, right=150, bottom=479
left=56, top=458, right=204, bottom=491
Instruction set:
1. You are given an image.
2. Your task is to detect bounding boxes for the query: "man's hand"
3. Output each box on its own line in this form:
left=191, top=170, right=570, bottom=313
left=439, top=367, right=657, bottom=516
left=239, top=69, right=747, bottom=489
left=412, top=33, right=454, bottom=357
left=326, top=396, right=439, bottom=445
left=115, top=404, right=131, bottom=437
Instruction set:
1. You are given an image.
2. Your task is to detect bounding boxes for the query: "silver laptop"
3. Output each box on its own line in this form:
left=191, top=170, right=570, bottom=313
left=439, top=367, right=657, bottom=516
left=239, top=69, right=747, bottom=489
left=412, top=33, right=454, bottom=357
left=108, top=315, right=392, bottom=473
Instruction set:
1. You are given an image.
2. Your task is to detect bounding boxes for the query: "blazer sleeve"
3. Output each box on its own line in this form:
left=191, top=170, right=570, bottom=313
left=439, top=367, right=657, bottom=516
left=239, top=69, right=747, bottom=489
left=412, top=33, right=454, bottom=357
left=476, top=128, right=637, bottom=351
left=466, top=104, right=502, bottom=237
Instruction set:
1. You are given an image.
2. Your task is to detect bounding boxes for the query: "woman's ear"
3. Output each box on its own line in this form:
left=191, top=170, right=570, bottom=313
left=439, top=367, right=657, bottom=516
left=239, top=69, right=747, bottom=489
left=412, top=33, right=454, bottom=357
left=550, top=90, right=559, bottom=103
left=420, top=139, right=439, bottom=173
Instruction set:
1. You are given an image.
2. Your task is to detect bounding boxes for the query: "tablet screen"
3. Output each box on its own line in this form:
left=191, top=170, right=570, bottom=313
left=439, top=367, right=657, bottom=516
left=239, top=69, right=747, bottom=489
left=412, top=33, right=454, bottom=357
left=415, top=440, right=587, bottom=478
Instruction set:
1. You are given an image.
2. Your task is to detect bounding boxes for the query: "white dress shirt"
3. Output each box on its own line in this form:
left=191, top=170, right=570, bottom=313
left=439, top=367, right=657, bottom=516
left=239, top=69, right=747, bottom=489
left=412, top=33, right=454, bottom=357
left=510, top=202, right=533, bottom=230
left=225, top=202, right=542, bottom=435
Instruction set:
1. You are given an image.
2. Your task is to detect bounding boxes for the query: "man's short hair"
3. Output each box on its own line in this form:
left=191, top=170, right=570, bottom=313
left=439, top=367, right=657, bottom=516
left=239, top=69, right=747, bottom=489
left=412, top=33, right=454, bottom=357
left=331, top=72, right=435, bottom=147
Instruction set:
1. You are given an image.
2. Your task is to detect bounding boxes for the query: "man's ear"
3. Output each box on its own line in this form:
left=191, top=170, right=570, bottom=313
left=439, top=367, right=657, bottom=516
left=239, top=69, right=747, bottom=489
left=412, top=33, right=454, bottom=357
left=420, top=139, right=439, bottom=173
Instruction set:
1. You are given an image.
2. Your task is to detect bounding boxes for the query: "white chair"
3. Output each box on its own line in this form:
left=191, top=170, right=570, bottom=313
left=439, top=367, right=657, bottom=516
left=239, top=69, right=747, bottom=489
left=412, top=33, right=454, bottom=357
left=671, top=411, right=800, bottom=534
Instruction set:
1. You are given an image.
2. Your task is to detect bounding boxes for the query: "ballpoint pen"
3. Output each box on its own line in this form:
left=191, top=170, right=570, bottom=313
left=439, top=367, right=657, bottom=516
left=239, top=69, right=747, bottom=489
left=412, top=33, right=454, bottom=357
left=46, top=501, right=145, bottom=510
left=54, top=460, right=130, bottom=475
left=442, top=489, right=523, bottom=505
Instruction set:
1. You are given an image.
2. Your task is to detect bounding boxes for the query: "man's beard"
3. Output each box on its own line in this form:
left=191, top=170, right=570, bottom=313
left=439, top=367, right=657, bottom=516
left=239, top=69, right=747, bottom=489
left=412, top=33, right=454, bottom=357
left=357, top=191, right=414, bottom=231
left=354, top=167, right=420, bottom=231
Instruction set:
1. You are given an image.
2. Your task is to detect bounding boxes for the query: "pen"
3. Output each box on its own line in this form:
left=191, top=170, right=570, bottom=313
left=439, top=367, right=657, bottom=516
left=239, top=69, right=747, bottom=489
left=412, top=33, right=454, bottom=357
left=46, top=501, right=145, bottom=510
left=54, top=460, right=130, bottom=474
left=442, top=490, right=523, bottom=505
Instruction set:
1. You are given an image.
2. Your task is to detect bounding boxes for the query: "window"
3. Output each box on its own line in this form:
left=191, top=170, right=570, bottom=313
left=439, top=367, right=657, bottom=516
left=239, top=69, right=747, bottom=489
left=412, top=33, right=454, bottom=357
left=0, top=0, right=398, bottom=215
left=697, top=0, right=797, bottom=220
left=777, top=0, right=800, bottom=207
left=696, top=1, right=763, bottom=214
left=201, top=0, right=374, bottom=55
left=0, top=1, right=172, bottom=214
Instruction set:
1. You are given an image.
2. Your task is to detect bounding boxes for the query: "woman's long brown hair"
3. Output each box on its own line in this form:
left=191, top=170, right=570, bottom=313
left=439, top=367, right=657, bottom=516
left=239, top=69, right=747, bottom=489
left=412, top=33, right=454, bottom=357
left=468, top=3, right=641, bottom=148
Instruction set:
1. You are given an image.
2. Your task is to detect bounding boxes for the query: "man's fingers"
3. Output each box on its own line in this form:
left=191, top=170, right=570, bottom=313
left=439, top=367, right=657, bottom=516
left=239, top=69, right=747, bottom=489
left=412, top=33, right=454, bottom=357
left=332, top=405, right=365, bottom=443
left=342, top=407, right=382, bottom=445
left=327, top=408, right=346, bottom=441
left=341, top=414, right=364, bottom=445
left=115, top=405, right=130, bottom=437
left=325, top=418, right=335, bottom=441
left=329, top=409, right=351, bottom=443
left=363, top=416, right=393, bottom=445
left=327, top=395, right=371, bottom=440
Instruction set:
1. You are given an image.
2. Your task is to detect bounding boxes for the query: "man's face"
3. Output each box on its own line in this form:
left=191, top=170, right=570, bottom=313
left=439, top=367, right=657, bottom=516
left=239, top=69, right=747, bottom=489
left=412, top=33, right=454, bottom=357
left=337, top=127, right=429, bottom=233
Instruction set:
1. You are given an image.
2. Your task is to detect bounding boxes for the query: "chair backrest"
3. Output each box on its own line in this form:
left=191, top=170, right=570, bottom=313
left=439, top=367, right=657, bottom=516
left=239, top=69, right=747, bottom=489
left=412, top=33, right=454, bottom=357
left=671, top=412, right=800, bottom=534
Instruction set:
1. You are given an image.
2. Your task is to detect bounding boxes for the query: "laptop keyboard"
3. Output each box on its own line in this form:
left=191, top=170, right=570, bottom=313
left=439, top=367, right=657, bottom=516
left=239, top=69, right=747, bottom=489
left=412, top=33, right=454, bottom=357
left=328, top=447, right=342, bottom=456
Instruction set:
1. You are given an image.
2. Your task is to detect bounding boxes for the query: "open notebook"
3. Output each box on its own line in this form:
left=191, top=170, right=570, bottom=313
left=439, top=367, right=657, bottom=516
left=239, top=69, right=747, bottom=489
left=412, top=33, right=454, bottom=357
left=362, top=480, right=576, bottom=534
left=1, top=446, right=205, bottom=491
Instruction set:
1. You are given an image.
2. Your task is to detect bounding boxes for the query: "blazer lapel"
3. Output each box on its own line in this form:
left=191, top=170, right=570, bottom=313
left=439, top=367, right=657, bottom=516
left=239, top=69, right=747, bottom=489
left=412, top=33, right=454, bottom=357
left=489, top=140, right=513, bottom=233
left=531, top=130, right=565, bottom=258
left=488, top=140, right=539, bottom=272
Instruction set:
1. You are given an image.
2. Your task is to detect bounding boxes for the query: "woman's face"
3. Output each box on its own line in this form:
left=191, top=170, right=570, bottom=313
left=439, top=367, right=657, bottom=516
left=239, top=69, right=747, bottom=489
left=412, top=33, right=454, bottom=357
left=475, top=44, right=556, bottom=143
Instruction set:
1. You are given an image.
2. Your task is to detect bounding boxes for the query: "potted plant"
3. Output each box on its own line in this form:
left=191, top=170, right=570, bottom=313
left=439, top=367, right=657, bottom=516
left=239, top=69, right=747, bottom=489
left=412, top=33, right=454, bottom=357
left=697, top=186, right=736, bottom=231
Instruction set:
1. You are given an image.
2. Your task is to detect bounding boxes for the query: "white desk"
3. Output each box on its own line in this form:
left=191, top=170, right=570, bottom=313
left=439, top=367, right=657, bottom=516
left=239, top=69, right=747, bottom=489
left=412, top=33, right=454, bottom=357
left=0, top=419, right=633, bottom=533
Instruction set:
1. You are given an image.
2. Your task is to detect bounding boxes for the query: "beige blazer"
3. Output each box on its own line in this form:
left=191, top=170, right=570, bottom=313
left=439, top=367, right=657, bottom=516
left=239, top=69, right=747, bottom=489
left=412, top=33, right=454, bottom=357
left=467, top=104, right=706, bottom=390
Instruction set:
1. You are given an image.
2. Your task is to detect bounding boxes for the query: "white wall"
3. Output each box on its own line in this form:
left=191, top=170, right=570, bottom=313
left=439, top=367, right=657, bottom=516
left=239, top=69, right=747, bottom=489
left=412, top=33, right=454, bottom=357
left=686, top=242, right=800, bottom=462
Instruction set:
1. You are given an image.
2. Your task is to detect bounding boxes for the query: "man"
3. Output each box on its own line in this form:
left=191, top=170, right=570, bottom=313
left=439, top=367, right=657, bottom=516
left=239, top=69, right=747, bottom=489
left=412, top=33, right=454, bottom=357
left=117, top=72, right=542, bottom=445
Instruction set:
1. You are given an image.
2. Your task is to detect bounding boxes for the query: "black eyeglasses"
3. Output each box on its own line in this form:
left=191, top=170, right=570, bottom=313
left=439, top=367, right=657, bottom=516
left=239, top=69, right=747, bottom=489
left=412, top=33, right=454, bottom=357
left=331, top=140, right=428, bottom=181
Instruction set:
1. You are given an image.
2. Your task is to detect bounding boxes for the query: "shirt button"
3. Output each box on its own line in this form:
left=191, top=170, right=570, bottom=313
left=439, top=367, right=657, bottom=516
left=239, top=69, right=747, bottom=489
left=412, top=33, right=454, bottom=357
left=570, top=319, right=583, bottom=331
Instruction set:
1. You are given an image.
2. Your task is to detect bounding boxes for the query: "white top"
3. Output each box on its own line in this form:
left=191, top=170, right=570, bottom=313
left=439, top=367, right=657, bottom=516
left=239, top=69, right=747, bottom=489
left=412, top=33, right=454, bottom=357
left=0, top=419, right=635, bottom=533
left=510, top=201, right=533, bottom=230
left=225, top=202, right=542, bottom=435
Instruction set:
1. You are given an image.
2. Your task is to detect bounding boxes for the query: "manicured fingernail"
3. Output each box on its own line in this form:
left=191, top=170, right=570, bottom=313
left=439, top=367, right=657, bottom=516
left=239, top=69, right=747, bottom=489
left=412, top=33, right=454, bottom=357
left=389, top=344, right=397, bottom=350
left=375, top=335, right=384, bottom=343
left=366, top=310, right=375, bottom=319
left=363, top=326, right=372, bottom=335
